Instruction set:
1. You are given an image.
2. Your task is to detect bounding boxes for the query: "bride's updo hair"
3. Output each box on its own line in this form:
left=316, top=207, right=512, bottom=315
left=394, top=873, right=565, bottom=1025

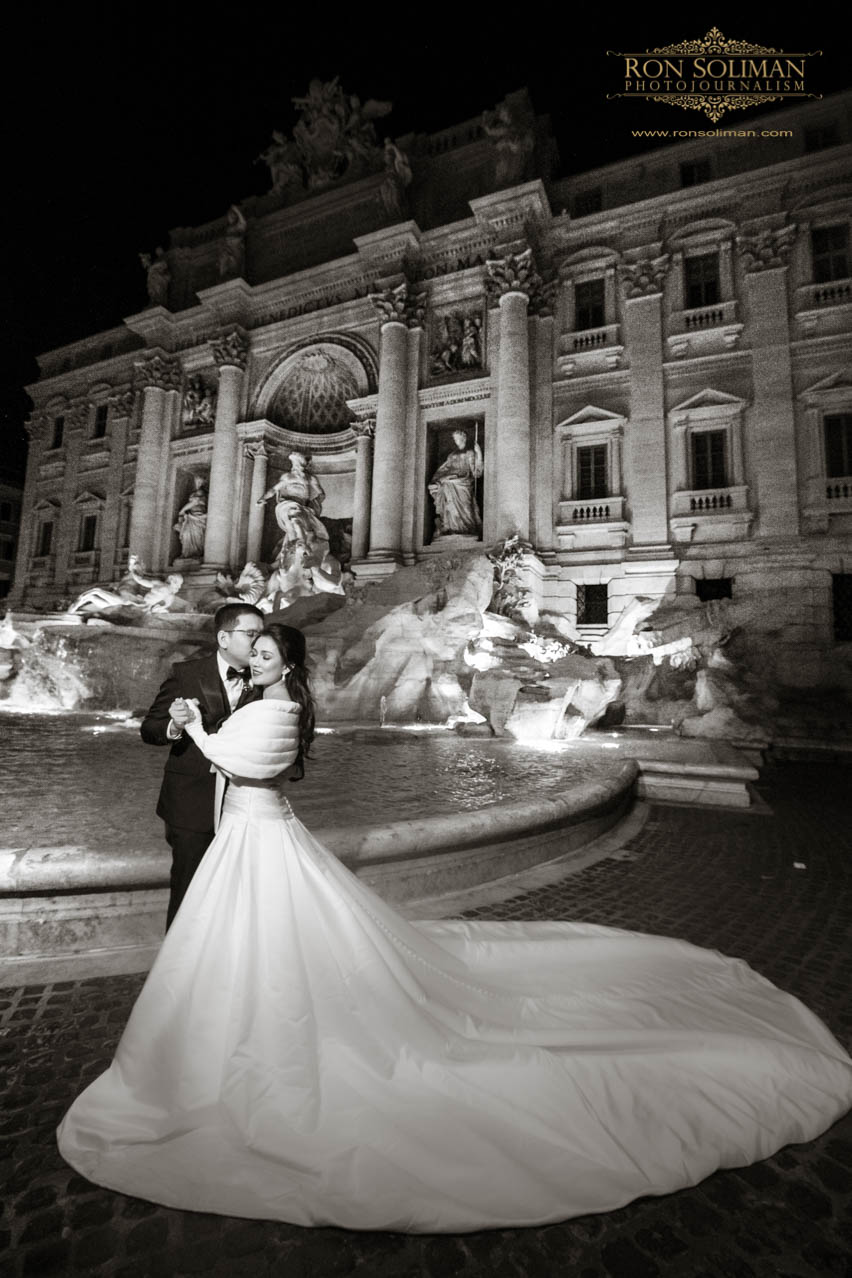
left=263, top=623, right=315, bottom=781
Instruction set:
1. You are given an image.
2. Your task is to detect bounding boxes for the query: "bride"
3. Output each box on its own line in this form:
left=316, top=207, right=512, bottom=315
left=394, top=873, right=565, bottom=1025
left=58, top=625, right=852, bottom=1232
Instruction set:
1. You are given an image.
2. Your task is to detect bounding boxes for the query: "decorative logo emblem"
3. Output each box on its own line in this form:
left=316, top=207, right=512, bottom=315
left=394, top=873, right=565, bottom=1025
left=608, top=27, right=822, bottom=123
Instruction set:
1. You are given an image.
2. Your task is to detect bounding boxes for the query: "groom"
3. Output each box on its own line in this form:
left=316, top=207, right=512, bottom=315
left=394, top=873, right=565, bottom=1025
left=141, top=601, right=265, bottom=927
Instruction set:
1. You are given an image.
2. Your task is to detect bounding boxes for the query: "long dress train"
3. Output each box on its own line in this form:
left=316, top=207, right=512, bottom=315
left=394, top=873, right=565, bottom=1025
left=57, top=699, right=852, bottom=1232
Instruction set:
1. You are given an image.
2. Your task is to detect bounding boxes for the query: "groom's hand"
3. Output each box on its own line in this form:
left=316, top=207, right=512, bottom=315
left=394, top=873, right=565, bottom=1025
left=168, top=698, right=193, bottom=735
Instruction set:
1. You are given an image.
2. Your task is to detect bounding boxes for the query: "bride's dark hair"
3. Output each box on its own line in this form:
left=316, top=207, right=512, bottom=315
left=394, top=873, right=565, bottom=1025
left=263, top=623, right=315, bottom=781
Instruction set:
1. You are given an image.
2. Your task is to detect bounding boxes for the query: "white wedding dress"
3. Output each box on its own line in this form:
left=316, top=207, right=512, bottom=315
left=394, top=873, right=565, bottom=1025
left=58, top=700, right=852, bottom=1233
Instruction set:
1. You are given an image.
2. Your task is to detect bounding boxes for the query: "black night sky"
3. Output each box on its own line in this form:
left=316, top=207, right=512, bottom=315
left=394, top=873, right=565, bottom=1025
left=1, top=9, right=847, bottom=481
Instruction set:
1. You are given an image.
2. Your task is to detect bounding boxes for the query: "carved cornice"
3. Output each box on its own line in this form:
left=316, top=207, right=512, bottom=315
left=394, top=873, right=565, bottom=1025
left=736, top=224, right=797, bottom=273
left=108, top=388, right=136, bottom=418
left=134, top=354, right=183, bottom=392
left=211, top=327, right=249, bottom=370
left=368, top=281, right=427, bottom=328
left=619, top=255, right=671, bottom=298
left=417, top=377, right=491, bottom=410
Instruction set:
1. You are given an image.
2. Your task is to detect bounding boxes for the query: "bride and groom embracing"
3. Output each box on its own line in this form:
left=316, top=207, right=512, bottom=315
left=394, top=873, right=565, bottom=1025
left=57, top=609, right=852, bottom=1232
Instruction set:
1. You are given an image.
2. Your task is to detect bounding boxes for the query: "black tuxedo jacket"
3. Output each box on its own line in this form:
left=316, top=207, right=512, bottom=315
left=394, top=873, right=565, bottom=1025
left=140, top=653, right=260, bottom=832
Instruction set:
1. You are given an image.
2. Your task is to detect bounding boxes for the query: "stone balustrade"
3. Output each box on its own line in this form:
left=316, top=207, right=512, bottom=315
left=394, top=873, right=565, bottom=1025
left=670, top=485, right=749, bottom=517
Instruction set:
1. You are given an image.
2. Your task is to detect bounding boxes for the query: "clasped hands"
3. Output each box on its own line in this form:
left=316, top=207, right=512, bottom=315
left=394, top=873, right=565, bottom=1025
left=169, top=697, right=201, bottom=731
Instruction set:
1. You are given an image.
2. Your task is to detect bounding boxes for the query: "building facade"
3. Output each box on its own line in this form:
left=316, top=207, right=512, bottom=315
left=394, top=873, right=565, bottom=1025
left=10, top=87, right=852, bottom=685
left=0, top=476, right=23, bottom=599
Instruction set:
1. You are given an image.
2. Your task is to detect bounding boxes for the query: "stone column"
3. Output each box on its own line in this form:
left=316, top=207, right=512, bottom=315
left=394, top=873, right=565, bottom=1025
left=8, top=417, right=46, bottom=607
left=350, top=419, right=375, bottom=562
left=54, top=401, right=88, bottom=593
left=100, top=389, right=134, bottom=580
left=737, top=226, right=798, bottom=536
left=530, top=312, right=555, bottom=552
left=129, top=355, right=182, bottom=567
left=485, top=248, right=546, bottom=541
left=244, top=442, right=269, bottom=564
left=366, top=284, right=425, bottom=562
left=204, top=328, right=248, bottom=569
left=619, top=255, right=671, bottom=547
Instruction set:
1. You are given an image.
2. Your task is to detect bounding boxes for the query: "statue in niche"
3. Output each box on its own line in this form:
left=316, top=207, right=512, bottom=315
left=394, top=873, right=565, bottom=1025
left=380, top=138, right=413, bottom=217
left=173, top=476, right=208, bottom=559
left=430, top=312, right=482, bottom=375
left=139, top=246, right=170, bottom=307
left=428, top=429, right=484, bottom=538
left=292, top=77, right=391, bottom=188
left=482, top=99, right=535, bottom=186
left=217, top=205, right=247, bottom=279
left=258, top=130, right=304, bottom=194
left=256, top=453, right=323, bottom=561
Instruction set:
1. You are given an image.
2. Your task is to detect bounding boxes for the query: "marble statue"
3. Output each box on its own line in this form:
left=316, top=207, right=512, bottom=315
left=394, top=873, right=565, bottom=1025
left=173, top=477, right=208, bottom=559
left=218, top=205, right=246, bottom=279
left=127, top=557, right=184, bottom=613
left=258, top=452, right=330, bottom=565
left=139, top=247, right=170, bottom=307
left=258, top=130, right=304, bottom=193
left=292, top=78, right=391, bottom=188
left=68, top=556, right=183, bottom=616
left=380, top=138, right=413, bottom=216
left=428, top=431, right=484, bottom=537
left=181, top=376, right=216, bottom=428
left=482, top=100, right=535, bottom=186
left=430, top=312, right=483, bottom=376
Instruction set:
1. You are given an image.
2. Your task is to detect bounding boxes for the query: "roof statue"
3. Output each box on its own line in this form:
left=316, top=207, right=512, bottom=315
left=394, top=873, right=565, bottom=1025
left=258, top=78, right=393, bottom=196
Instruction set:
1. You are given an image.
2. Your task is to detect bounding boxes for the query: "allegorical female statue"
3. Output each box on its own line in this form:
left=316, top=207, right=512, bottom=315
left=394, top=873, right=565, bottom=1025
left=173, top=476, right=208, bottom=559
left=428, top=430, right=484, bottom=538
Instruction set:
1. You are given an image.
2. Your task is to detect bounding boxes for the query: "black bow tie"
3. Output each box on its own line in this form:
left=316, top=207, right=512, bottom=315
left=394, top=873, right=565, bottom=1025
left=225, top=666, right=251, bottom=684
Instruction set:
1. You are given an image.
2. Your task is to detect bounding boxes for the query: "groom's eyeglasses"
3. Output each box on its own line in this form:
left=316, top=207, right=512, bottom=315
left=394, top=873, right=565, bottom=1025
left=228, top=629, right=263, bottom=641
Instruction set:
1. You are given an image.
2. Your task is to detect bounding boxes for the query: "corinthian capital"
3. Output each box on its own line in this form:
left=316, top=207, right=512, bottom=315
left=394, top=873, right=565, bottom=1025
left=211, top=327, right=249, bottom=370
left=350, top=417, right=376, bottom=439
left=736, top=224, right=797, bottom=273
left=134, top=354, right=183, bottom=392
left=485, top=248, right=555, bottom=314
left=368, top=281, right=427, bottom=328
left=619, top=255, right=671, bottom=298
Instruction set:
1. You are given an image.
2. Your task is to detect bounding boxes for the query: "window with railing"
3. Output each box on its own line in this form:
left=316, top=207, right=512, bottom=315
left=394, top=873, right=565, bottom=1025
left=577, top=582, right=608, bottom=625
left=691, top=430, right=727, bottom=490
left=574, top=279, right=605, bottom=331
left=684, top=253, right=720, bottom=309
left=576, top=444, right=608, bottom=499
left=824, top=414, right=852, bottom=478
left=811, top=225, right=849, bottom=283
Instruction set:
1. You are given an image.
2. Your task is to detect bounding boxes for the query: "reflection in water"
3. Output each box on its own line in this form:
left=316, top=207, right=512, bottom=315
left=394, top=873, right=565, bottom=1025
left=1, top=714, right=621, bottom=861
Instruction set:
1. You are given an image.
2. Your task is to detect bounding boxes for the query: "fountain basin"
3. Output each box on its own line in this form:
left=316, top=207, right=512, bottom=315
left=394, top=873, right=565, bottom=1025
left=0, top=713, right=637, bottom=983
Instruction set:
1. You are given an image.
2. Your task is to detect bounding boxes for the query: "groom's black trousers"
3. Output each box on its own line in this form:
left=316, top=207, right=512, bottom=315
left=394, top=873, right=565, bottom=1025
left=164, top=825, right=215, bottom=929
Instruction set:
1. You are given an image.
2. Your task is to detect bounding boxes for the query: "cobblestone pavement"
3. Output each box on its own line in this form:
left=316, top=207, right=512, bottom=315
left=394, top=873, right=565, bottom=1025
left=2, top=761, right=851, bottom=1277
